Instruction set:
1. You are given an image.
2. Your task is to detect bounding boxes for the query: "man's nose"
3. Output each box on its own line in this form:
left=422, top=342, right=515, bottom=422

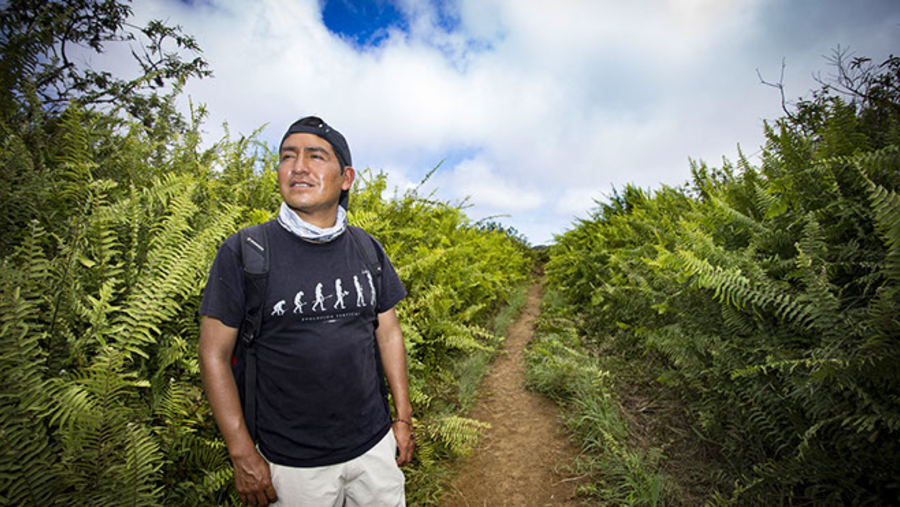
left=290, top=156, right=309, bottom=174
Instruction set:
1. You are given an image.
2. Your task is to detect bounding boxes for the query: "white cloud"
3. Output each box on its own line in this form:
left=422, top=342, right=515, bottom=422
left=127, top=0, right=899, bottom=244
left=555, top=186, right=609, bottom=216
left=434, top=157, right=544, bottom=212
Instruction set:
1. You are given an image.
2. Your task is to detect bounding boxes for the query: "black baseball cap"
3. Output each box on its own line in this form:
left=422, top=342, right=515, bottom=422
left=280, top=116, right=353, bottom=209
left=280, top=116, right=352, bottom=169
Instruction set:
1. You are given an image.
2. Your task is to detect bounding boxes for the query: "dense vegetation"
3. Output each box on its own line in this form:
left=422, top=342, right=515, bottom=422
left=5, top=2, right=898, bottom=506
left=0, top=2, right=530, bottom=505
left=536, top=52, right=900, bottom=505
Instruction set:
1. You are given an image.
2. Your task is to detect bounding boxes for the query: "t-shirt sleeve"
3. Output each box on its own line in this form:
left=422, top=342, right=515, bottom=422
left=373, top=238, right=407, bottom=314
left=199, top=234, right=245, bottom=329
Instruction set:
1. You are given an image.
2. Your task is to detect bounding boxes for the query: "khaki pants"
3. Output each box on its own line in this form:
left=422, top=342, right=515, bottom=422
left=267, top=429, right=406, bottom=507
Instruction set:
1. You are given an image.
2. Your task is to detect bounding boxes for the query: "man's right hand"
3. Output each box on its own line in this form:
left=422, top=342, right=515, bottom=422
left=233, top=450, right=278, bottom=506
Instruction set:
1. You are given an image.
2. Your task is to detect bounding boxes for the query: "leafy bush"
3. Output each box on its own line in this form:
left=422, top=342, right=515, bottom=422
left=546, top=54, right=900, bottom=505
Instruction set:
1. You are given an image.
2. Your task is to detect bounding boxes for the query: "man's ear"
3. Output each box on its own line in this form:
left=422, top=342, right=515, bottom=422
left=342, top=166, right=355, bottom=191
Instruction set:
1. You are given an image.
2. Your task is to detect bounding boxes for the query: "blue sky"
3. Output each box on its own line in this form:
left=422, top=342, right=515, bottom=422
left=129, top=0, right=899, bottom=245
left=322, top=1, right=408, bottom=46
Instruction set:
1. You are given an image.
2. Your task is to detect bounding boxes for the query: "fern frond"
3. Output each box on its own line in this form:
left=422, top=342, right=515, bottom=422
left=395, top=244, right=454, bottom=281
left=56, top=108, right=100, bottom=208
left=731, top=357, right=850, bottom=379
left=710, top=195, right=769, bottom=235
left=119, top=423, right=163, bottom=507
left=0, top=412, right=61, bottom=506
left=667, top=249, right=813, bottom=326
left=347, top=208, right=387, bottom=234
left=793, top=213, right=842, bottom=331
left=720, top=304, right=757, bottom=337
left=425, top=415, right=490, bottom=457
left=55, top=348, right=160, bottom=506
left=399, top=284, right=448, bottom=317
left=113, top=199, right=242, bottom=360
left=0, top=284, right=61, bottom=505
left=865, top=177, right=900, bottom=282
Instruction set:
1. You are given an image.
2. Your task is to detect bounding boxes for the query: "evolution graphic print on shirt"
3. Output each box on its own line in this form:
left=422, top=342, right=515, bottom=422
left=270, top=267, right=376, bottom=321
left=199, top=221, right=407, bottom=468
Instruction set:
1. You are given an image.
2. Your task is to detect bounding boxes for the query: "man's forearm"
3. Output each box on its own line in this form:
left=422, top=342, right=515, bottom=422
left=375, top=309, right=415, bottom=465
left=201, top=358, right=257, bottom=457
left=199, top=318, right=257, bottom=459
left=375, top=310, right=413, bottom=421
left=383, top=346, right=412, bottom=421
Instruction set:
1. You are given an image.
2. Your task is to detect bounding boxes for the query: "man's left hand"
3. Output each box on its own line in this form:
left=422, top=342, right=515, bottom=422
left=392, top=419, right=415, bottom=466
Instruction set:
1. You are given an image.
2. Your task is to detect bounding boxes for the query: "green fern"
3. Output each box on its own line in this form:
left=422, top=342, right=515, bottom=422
left=865, top=175, right=900, bottom=282
left=0, top=224, right=62, bottom=506
left=0, top=289, right=61, bottom=505
left=55, top=348, right=161, bottom=506
left=120, top=423, right=164, bottom=507
left=425, top=415, right=490, bottom=457
left=113, top=188, right=242, bottom=361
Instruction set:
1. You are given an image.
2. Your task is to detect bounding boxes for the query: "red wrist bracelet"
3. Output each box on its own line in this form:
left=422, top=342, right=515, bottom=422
left=392, top=419, right=415, bottom=440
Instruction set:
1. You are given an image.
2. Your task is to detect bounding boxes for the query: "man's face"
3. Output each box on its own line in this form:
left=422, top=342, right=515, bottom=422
left=278, top=133, right=354, bottom=225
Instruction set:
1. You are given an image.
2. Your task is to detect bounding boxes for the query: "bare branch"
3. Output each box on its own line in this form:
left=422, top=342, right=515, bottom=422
left=757, top=58, right=796, bottom=120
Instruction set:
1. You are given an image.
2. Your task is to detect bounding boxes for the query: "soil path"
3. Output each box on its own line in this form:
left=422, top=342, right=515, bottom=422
left=441, top=282, right=584, bottom=507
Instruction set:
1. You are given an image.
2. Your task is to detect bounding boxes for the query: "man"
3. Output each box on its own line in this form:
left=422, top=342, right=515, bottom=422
left=199, top=116, right=414, bottom=506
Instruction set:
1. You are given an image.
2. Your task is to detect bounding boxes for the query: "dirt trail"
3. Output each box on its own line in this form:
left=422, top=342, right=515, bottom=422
left=441, top=282, right=584, bottom=507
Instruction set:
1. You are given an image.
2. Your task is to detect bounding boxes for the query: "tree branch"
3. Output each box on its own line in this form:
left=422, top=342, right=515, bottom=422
left=757, top=58, right=796, bottom=121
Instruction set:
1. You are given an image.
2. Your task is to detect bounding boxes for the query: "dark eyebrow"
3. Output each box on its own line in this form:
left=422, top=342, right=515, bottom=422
left=303, top=146, right=331, bottom=157
left=280, top=145, right=332, bottom=158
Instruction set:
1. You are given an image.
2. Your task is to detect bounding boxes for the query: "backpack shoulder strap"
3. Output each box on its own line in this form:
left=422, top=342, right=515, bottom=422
left=237, top=221, right=271, bottom=442
left=240, top=222, right=270, bottom=278
left=347, top=225, right=383, bottom=281
left=239, top=221, right=271, bottom=348
left=347, top=225, right=390, bottom=403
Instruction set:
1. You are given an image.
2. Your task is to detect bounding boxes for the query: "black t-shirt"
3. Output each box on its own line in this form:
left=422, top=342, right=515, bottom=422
left=200, top=221, right=407, bottom=467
